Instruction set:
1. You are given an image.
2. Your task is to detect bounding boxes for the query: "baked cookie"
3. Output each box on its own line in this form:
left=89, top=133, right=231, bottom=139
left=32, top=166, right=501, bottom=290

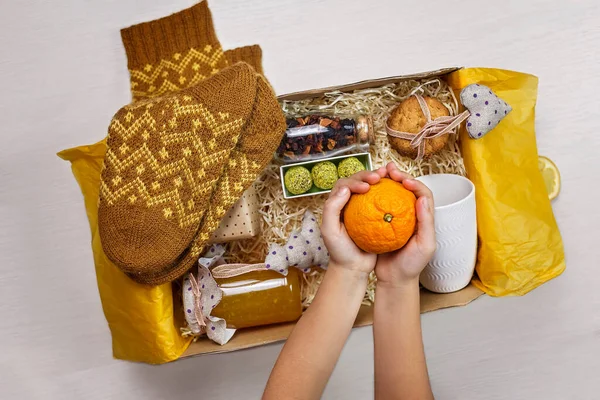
left=387, top=96, right=450, bottom=159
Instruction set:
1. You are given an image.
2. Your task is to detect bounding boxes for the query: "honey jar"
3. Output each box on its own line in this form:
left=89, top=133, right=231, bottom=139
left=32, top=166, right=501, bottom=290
left=212, top=269, right=303, bottom=329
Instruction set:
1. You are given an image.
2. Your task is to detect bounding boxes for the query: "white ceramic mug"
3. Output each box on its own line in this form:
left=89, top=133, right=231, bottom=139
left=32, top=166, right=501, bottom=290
left=416, top=174, right=477, bottom=293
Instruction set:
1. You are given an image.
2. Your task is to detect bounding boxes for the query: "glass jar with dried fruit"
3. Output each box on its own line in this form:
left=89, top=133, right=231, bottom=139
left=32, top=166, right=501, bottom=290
left=275, top=114, right=374, bottom=163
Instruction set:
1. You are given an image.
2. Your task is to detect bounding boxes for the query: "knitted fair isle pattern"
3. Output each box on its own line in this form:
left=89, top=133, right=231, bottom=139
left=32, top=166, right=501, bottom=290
left=129, top=45, right=226, bottom=100
left=120, top=1, right=228, bottom=101
left=98, top=64, right=257, bottom=279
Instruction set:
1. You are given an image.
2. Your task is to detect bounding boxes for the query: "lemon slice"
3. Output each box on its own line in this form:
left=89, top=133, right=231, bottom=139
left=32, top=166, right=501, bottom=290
left=538, top=156, right=561, bottom=200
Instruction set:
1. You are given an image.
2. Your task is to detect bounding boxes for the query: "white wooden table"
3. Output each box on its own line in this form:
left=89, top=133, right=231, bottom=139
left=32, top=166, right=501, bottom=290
left=1, top=0, right=599, bottom=398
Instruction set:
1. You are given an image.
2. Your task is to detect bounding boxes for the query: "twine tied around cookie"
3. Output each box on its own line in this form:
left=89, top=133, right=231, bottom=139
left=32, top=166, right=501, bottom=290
left=386, top=94, right=470, bottom=160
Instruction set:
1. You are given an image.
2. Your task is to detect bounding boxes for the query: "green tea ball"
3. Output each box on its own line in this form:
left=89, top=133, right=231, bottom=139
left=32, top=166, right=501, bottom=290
left=311, top=161, right=338, bottom=190
left=337, top=157, right=365, bottom=178
left=284, top=166, right=313, bottom=195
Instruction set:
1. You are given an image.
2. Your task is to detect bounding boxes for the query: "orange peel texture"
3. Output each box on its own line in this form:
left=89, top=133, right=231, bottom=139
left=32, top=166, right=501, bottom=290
left=343, top=178, right=417, bottom=254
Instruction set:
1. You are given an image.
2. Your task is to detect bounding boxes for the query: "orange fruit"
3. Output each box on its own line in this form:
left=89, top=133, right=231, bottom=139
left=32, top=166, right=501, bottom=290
left=343, top=178, right=417, bottom=254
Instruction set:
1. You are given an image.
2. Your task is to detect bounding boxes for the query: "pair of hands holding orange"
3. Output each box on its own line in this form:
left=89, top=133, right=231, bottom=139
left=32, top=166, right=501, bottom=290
left=321, top=162, right=436, bottom=287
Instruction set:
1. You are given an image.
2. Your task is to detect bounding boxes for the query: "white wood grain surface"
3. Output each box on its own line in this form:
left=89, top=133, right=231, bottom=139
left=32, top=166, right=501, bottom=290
left=1, top=0, right=599, bottom=399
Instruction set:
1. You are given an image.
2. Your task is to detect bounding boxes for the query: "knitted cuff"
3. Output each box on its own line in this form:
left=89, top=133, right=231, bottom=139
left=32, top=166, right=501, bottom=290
left=121, top=1, right=222, bottom=69
left=224, top=45, right=264, bottom=75
left=121, top=1, right=228, bottom=100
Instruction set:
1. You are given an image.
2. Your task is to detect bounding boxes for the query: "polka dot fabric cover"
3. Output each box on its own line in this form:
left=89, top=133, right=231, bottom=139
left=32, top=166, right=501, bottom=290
left=182, top=244, right=236, bottom=345
left=264, top=210, right=330, bottom=275
left=301, top=213, right=329, bottom=269
left=286, top=230, right=313, bottom=270
left=265, top=243, right=289, bottom=274
left=461, top=84, right=512, bottom=139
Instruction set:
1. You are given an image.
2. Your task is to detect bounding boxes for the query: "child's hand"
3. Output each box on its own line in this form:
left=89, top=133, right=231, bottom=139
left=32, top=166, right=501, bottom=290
left=321, top=170, right=385, bottom=275
left=375, top=163, right=436, bottom=287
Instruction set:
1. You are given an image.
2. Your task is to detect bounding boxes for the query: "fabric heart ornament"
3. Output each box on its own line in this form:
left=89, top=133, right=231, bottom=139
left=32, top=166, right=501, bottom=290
left=262, top=211, right=329, bottom=274
left=461, top=84, right=512, bottom=139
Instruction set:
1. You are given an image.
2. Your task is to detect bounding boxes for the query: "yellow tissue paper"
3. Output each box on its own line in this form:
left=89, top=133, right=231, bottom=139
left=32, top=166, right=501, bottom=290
left=58, top=140, right=191, bottom=364
left=447, top=68, right=566, bottom=296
